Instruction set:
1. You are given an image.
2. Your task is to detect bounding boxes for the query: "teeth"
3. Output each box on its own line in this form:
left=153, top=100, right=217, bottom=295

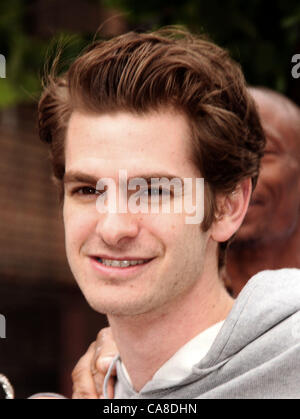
left=98, top=258, right=149, bottom=268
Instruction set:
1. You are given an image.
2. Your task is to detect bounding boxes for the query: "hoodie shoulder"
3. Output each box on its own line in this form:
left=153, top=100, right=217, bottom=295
left=213, top=268, right=300, bottom=360
left=235, top=268, right=300, bottom=316
left=246, top=268, right=300, bottom=293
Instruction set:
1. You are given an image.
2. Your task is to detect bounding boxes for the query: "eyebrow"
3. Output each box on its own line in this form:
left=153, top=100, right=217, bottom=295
left=63, top=171, right=185, bottom=185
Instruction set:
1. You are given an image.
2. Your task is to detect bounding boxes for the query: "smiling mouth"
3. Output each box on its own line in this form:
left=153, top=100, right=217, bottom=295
left=92, top=257, right=154, bottom=269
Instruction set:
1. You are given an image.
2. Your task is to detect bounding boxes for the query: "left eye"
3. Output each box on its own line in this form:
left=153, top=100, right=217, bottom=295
left=76, top=187, right=98, bottom=195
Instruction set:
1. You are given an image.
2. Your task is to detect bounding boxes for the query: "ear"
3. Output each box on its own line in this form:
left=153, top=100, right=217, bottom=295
left=211, top=178, right=252, bottom=243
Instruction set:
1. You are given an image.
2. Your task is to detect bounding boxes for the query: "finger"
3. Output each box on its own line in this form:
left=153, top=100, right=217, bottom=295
left=94, top=327, right=118, bottom=373
left=96, top=355, right=117, bottom=375
left=93, top=354, right=116, bottom=396
left=94, top=327, right=118, bottom=364
left=91, top=327, right=118, bottom=396
left=72, top=342, right=98, bottom=399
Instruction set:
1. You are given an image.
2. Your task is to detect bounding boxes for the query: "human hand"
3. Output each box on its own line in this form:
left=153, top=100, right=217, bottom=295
left=72, top=327, right=117, bottom=399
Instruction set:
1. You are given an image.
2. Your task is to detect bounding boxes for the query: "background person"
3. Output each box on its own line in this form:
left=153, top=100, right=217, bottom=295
left=225, top=88, right=300, bottom=296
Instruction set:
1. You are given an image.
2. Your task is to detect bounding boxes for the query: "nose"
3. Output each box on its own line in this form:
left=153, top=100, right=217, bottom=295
left=95, top=211, right=140, bottom=248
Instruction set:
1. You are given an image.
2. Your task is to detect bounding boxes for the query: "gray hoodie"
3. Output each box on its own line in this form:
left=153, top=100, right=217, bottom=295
left=104, top=268, right=300, bottom=399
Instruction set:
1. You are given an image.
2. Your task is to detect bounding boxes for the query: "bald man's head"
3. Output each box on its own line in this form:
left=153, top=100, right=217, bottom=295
left=232, top=87, right=300, bottom=247
left=249, top=87, right=300, bottom=158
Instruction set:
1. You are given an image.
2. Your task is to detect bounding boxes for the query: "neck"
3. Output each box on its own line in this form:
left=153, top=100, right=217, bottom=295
left=107, top=275, right=233, bottom=392
left=226, top=223, right=300, bottom=297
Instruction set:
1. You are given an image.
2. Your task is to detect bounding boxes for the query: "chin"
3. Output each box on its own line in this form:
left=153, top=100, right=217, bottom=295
left=236, top=223, right=258, bottom=240
left=85, top=290, right=159, bottom=317
left=232, top=223, right=267, bottom=248
left=89, top=301, right=155, bottom=317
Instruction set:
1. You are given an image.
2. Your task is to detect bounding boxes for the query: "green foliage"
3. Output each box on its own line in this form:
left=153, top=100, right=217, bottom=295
left=0, top=1, right=90, bottom=109
left=104, top=0, right=300, bottom=92
left=0, top=0, right=39, bottom=107
left=0, top=0, right=299, bottom=108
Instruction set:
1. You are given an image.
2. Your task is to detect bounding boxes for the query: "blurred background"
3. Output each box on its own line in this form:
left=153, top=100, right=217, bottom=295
left=0, top=0, right=299, bottom=398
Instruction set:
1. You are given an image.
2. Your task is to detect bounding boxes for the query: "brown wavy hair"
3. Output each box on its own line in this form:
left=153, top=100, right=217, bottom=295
left=38, top=27, right=265, bottom=269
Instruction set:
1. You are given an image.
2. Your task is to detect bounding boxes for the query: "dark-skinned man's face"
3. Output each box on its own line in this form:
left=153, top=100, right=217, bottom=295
left=236, top=91, right=300, bottom=245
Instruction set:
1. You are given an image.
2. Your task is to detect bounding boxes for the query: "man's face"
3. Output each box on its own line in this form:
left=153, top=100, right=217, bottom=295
left=63, top=109, right=211, bottom=317
left=236, top=92, right=300, bottom=244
